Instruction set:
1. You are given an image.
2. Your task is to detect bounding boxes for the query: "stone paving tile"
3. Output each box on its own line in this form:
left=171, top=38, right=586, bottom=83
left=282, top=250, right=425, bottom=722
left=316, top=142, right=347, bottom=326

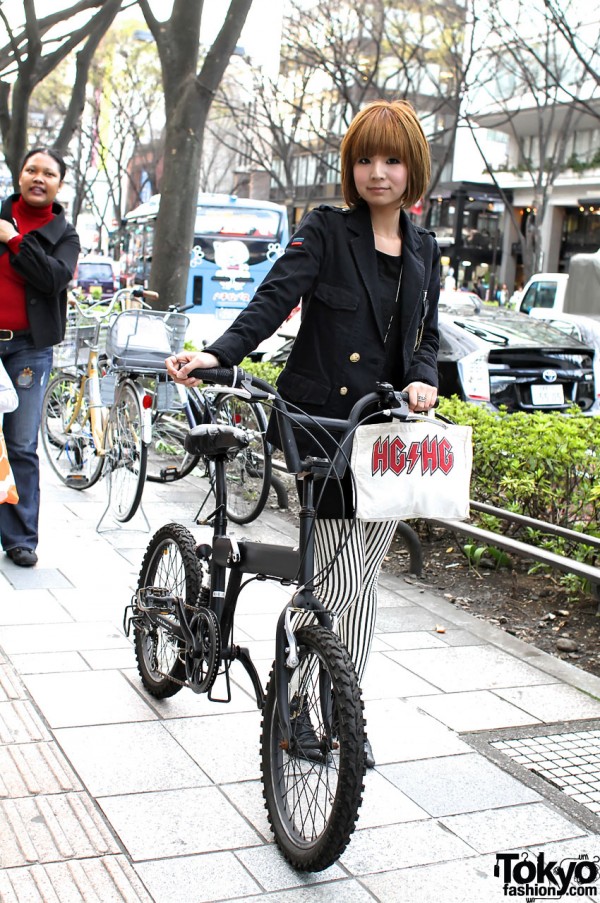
left=0, top=620, right=131, bottom=655
left=80, top=647, right=138, bottom=670
left=0, top=855, right=154, bottom=902
left=234, top=845, right=346, bottom=893
left=361, top=855, right=504, bottom=903
left=165, top=711, right=262, bottom=783
left=230, top=882, right=375, bottom=903
left=0, top=590, right=71, bottom=626
left=494, top=683, right=600, bottom=722
left=414, top=689, right=542, bottom=732
left=357, top=768, right=429, bottom=827
left=379, top=753, right=541, bottom=817
left=339, top=818, right=474, bottom=875
left=437, top=628, right=487, bottom=647
left=125, top=670, right=258, bottom=719
left=0, top=566, right=74, bottom=591
left=361, top=650, right=441, bottom=700
left=0, top=741, right=82, bottom=797
left=363, top=698, right=470, bottom=765
left=219, top=778, right=274, bottom=843
left=0, top=700, right=51, bottom=744
left=375, top=630, right=448, bottom=651
left=22, top=670, right=158, bottom=728
left=440, top=802, right=588, bottom=854
left=98, top=786, right=263, bottom=861
left=388, top=645, right=557, bottom=692
left=9, top=651, right=90, bottom=674
left=0, top=791, right=119, bottom=867
left=0, top=663, right=27, bottom=701
left=54, top=722, right=210, bottom=796
left=135, top=851, right=263, bottom=903
left=375, top=605, right=449, bottom=633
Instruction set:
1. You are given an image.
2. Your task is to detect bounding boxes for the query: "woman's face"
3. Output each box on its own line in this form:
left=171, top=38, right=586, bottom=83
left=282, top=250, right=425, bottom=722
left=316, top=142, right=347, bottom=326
left=19, top=152, right=63, bottom=207
left=353, top=154, right=408, bottom=211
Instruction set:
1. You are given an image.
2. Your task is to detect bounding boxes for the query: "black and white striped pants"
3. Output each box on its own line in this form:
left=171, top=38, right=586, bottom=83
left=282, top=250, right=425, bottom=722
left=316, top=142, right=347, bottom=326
left=305, top=518, right=399, bottom=684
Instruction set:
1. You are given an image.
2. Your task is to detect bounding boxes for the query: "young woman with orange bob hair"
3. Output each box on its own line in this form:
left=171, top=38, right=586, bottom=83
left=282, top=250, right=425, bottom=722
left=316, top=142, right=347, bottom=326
left=167, top=100, right=441, bottom=766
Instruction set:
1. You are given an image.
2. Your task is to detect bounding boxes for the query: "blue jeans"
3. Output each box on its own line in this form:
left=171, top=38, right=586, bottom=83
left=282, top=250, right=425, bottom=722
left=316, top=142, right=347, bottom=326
left=0, top=335, right=53, bottom=552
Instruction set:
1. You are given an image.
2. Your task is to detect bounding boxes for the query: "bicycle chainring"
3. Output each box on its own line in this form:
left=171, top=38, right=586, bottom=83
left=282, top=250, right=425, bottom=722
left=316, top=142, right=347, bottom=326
left=185, top=606, right=221, bottom=693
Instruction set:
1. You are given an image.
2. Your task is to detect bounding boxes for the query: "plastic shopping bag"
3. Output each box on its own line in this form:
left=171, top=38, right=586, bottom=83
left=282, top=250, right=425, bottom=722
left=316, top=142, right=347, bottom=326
left=0, top=358, right=18, bottom=414
left=0, top=425, right=18, bottom=504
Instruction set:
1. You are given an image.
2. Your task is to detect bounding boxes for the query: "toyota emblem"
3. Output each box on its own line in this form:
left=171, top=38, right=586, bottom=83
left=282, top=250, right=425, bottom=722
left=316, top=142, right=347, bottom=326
left=542, top=369, right=558, bottom=383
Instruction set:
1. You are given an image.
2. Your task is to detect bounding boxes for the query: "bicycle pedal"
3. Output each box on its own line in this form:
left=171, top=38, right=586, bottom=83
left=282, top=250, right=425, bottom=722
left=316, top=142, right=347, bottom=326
left=160, top=467, right=179, bottom=482
left=65, top=473, right=90, bottom=488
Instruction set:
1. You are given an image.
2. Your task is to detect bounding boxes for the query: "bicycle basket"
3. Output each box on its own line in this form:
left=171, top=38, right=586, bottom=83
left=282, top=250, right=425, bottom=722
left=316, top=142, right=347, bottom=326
left=105, top=309, right=189, bottom=372
left=53, top=315, right=108, bottom=369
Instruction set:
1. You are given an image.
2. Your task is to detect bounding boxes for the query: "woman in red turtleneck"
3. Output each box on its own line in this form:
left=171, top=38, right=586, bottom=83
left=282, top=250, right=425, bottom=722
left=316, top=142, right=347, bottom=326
left=0, top=148, right=80, bottom=567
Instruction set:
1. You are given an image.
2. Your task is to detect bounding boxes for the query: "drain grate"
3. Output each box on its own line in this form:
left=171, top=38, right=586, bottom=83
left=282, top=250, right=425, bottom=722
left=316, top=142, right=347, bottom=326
left=491, top=729, right=600, bottom=813
left=462, top=718, right=600, bottom=834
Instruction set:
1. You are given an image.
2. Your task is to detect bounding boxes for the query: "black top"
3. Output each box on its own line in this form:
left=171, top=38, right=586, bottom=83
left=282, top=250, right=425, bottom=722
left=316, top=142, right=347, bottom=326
left=376, top=248, right=403, bottom=382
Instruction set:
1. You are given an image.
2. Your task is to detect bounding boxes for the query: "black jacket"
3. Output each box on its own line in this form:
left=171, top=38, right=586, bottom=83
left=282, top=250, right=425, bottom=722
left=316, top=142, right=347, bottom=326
left=207, top=204, right=440, bottom=422
left=0, top=194, right=80, bottom=348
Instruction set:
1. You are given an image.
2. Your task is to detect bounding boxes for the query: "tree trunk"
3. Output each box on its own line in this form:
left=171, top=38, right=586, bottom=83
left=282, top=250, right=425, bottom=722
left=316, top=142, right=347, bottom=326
left=141, top=0, right=254, bottom=310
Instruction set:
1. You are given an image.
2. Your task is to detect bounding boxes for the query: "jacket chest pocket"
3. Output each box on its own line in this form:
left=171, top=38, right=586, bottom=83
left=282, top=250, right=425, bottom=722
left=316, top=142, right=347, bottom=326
left=312, top=283, right=358, bottom=311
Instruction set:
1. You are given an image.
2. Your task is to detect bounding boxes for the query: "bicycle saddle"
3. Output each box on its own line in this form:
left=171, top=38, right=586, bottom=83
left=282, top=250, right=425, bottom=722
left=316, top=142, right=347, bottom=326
left=184, top=423, right=250, bottom=457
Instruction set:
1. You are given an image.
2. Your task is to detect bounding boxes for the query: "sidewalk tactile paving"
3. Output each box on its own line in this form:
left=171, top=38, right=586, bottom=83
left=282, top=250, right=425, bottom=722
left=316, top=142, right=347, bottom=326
left=492, top=727, right=600, bottom=814
left=0, top=663, right=27, bottom=701
left=0, top=700, right=51, bottom=744
left=0, top=742, right=82, bottom=798
left=0, top=791, right=120, bottom=867
left=0, top=855, right=153, bottom=902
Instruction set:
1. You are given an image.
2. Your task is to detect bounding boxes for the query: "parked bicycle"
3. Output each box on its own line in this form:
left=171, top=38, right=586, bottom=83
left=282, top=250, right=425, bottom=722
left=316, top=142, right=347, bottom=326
left=41, top=287, right=189, bottom=523
left=125, top=367, right=420, bottom=870
left=147, top=383, right=272, bottom=524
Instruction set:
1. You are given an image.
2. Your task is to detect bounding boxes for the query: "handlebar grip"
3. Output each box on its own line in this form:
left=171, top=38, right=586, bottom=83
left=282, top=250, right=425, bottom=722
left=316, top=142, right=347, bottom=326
left=188, top=367, right=244, bottom=387
left=142, top=290, right=159, bottom=301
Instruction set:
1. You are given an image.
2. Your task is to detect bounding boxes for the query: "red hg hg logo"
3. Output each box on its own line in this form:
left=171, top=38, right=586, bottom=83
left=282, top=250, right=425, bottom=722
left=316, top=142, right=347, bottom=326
left=370, top=433, right=455, bottom=477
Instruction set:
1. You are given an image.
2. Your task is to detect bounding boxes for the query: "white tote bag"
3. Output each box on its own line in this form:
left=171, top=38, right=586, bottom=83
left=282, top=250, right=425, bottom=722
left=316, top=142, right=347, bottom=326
left=349, top=418, right=472, bottom=521
left=0, top=358, right=18, bottom=415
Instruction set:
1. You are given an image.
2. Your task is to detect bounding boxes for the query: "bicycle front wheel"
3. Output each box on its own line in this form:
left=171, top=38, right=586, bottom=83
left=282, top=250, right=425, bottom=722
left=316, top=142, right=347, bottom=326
left=213, top=394, right=272, bottom=524
left=261, top=625, right=365, bottom=872
left=104, top=378, right=147, bottom=522
left=41, top=370, right=104, bottom=488
left=134, top=523, right=200, bottom=698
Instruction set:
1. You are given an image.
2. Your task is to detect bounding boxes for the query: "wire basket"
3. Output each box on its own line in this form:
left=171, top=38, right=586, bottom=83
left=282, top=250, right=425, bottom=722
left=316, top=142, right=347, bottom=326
left=106, top=309, right=189, bottom=373
left=53, top=316, right=109, bottom=369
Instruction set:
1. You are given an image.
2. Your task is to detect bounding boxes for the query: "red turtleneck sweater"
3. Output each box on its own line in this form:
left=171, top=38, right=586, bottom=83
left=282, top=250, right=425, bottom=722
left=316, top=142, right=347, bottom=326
left=0, top=196, right=55, bottom=331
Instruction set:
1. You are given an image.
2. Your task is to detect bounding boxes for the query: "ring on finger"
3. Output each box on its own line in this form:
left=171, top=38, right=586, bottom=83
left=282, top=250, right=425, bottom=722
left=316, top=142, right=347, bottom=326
left=417, top=394, right=426, bottom=402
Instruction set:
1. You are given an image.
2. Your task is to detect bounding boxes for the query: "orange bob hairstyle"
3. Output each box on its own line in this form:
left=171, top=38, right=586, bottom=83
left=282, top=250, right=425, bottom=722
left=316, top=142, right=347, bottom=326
left=340, top=100, right=431, bottom=209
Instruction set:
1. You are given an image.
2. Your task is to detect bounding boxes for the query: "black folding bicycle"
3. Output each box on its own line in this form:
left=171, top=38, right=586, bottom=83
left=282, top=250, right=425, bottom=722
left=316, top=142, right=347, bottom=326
left=124, top=366, right=416, bottom=871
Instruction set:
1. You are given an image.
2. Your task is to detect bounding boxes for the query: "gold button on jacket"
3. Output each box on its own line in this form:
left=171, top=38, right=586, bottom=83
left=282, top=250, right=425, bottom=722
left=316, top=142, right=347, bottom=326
left=340, top=386, right=348, bottom=395
left=349, top=352, right=360, bottom=363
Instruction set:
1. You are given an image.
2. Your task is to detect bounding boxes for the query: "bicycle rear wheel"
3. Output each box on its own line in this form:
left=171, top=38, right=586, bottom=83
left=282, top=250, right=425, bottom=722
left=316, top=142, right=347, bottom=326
left=261, top=625, right=365, bottom=871
left=41, top=371, right=104, bottom=488
left=104, top=377, right=147, bottom=522
left=213, top=394, right=272, bottom=524
left=134, top=523, right=199, bottom=698
left=146, top=387, right=205, bottom=483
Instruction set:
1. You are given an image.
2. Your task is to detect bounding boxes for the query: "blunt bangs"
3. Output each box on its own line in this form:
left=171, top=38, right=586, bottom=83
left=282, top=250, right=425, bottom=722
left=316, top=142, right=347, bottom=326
left=341, top=100, right=431, bottom=209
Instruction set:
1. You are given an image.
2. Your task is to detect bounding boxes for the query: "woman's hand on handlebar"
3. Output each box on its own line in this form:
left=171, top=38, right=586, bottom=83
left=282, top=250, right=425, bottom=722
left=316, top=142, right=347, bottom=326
left=403, top=381, right=437, bottom=413
left=165, top=350, right=221, bottom=386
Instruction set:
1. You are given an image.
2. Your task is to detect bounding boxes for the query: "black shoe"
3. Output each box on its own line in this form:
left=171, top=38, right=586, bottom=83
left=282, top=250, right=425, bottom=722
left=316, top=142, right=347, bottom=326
left=7, top=547, right=38, bottom=567
left=364, top=737, right=375, bottom=769
left=291, top=703, right=331, bottom=764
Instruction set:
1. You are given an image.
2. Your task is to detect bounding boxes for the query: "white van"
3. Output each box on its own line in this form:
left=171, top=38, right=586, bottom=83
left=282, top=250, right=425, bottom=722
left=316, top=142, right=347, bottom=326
left=519, top=251, right=600, bottom=317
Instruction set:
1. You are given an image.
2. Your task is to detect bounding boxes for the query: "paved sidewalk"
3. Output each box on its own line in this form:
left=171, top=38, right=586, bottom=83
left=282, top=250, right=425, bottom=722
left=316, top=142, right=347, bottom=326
left=1, top=457, right=599, bottom=902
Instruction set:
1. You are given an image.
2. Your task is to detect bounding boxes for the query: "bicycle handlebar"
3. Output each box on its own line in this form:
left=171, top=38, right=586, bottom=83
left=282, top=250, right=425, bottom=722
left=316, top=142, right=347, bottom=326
left=189, top=366, right=416, bottom=477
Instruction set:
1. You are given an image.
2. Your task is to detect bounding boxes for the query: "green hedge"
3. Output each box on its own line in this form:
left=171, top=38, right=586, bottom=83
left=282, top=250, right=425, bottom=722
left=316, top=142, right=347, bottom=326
left=244, top=363, right=600, bottom=591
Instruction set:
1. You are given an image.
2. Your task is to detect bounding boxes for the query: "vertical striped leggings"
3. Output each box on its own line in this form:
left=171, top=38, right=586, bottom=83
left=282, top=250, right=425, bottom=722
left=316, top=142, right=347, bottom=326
left=301, top=518, right=398, bottom=684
